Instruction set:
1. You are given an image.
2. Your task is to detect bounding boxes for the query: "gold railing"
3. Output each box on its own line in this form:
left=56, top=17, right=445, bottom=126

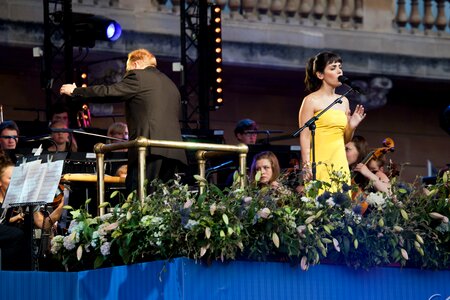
left=94, top=136, right=248, bottom=215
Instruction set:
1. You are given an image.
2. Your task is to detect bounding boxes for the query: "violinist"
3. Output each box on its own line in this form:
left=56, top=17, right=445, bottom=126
left=345, top=135, right=391, bottom=195
left=0, top=151, right=25, bottom=224
left=0, top=149, right=65, bottom=269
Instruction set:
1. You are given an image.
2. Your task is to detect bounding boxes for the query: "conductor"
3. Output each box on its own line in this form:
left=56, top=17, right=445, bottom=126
left=60, top=49, right=187, bottom=193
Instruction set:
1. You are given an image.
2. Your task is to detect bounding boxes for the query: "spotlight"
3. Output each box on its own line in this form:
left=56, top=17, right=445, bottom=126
left=71, top=13, right=122, bottom=48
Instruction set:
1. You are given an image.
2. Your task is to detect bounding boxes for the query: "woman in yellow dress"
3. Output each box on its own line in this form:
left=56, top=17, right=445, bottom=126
left=298, top=51, right=366, bottom=187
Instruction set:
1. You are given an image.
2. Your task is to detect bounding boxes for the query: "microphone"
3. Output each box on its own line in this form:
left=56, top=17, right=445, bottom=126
left=206, top=160, right=234, bottom=172
left=338, top=76, right=364, bottom=94
left=22, top=135, right=52, bottom=142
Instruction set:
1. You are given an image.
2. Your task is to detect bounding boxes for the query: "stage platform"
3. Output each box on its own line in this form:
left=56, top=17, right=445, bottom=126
left=1, top=258, right=449, bottom=300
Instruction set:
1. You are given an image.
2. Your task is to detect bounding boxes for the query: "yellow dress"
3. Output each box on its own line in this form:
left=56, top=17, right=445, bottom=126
left=311, top=109, right=350, bottom=186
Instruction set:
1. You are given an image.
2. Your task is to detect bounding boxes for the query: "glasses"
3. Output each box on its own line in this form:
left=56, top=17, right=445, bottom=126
left=0, top=135, right=18, bottom=140
left=243, top=131, right=257, bottom=136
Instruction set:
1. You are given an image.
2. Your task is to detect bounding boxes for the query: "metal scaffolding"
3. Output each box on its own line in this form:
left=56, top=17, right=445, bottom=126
left=179, top=0, right=210, bottom=130
left=42, top=0, right=73, bottom=120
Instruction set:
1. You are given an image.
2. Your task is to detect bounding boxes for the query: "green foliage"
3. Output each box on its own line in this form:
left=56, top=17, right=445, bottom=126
left=51, top=171, right=450, bottom=271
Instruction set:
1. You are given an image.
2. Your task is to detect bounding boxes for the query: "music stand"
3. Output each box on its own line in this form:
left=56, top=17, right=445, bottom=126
left=2, top=155, right=65, bottom=270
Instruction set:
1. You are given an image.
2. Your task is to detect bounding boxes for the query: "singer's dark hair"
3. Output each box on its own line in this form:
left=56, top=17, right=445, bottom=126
left=305, top=51, right=342, bottom=92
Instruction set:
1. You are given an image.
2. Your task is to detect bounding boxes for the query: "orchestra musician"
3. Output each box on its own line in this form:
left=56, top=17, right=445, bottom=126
left=345, top=135, right=391, bottom=195
left=107, top=122, right=129, bottom=177
left=47, top=121, right=78, bottom=152
left=0, top=149, right=65, bottom=270
left=234, top=119, right=258, bottom=145
left=49, top=102, right=78, bottom=152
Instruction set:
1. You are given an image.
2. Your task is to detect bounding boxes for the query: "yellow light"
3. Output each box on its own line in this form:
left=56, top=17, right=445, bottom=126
left=215, top=37, right=221, bottom=43
left=216, top=57, right=222, bottom=63
left=216, top=78, right=222, bottom=83
left=216, top=67, right=222, bottom=73
left=81, top=83, right=88, bottom=87
left=216, top=88, right=222, bottom=93
left=215, top=17, right=221, bottom=23
left=81, top=73, right=87, bottom=79
left=217, top=98, right=223, bottom=103
left=215, top=48, right=222, bottom=53
left=214, top=7, right=221, bottom=13
left=215, top=28, right=221, bottom=33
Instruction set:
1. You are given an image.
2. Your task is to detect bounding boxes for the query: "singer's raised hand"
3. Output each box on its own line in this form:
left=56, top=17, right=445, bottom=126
left=349, top=104, right=366, bottom=129
left=60, top=83, right=77, bottom=96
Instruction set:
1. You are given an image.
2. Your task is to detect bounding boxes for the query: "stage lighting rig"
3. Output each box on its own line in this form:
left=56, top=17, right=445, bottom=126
left=209, top=4, right=223, bottom=110
left=71, top=12, right=122, bottom=48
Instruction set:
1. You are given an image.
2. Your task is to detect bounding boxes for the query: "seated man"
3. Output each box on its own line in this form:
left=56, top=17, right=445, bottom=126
left=0, top=120, right=20, bottom=150
left=234, top=118, right=258, bottom=145
left=0, top=120, right=21, bottom=163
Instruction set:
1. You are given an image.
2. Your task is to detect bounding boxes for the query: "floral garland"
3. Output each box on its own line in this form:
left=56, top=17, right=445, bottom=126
left=51, top=170, right=450, bottom=272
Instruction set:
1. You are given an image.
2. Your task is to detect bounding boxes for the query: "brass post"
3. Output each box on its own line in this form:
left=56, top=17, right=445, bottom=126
left=94, top=145, right=105, bottom=216
left=137, top=144, right=147, bottom=204
left=196, top=150, right=207, bottom=194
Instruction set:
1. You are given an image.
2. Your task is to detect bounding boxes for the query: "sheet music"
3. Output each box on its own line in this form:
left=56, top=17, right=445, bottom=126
left=36, top=160, right=64, bottom=204
left=2, top=159, right=65, bottom=208
left=21, top=160, right=44, bottom=204
left=2, top=164, right=26, bottom=208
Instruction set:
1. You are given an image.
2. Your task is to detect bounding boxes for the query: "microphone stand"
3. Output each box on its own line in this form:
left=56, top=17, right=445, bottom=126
left=292, top=88, right=354, bottom=181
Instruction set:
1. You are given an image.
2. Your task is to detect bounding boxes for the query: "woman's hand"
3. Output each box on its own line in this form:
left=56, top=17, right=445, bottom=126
left=302, top=164, right=312, bottom=182
left=349, top=104, right=366, bottom=129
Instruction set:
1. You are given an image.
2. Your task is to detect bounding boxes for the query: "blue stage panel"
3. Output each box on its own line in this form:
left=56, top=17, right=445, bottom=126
left=0, top=269, right=78, bottom=299
left=178, top=259, right=450, bottom=300
left=0, top=258, right=449, bottom=300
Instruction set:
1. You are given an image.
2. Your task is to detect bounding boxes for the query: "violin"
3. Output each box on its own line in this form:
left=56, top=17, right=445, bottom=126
left=352, top=137, right=395, bottom=180
left=52, top=183, right=65, bottom=208
left=352, top=137, right=395, bottom=214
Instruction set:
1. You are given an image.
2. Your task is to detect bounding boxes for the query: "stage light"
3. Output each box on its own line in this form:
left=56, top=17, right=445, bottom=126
left=76, top=67, right=89, bottom=88
left=71, top=13, right=122, bottom=48
left=209, top=4, right=224, bottom=110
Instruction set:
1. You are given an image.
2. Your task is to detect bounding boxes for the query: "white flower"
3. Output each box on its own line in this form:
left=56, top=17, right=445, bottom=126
left=184, top=219, right=199, bottom=229
left=100, top=242, right=111, bottom=256
left=326, top=198, right=336, bottom=207
left=63, top=232, right=77, bottom=250
left=257, top=208, right=271, bottom=219
left=301, top=196, right=311, bottom=203
left=100, top=213, right=113, bottom=222
left=243, top=197, right=252, bottom=204
left=366, top=192, right=386, bottom=207
left=50, top=235, right=64, bottom=254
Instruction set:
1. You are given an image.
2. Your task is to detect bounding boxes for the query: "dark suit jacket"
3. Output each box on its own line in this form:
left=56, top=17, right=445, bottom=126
left=72, top=66, right=187, bottom=165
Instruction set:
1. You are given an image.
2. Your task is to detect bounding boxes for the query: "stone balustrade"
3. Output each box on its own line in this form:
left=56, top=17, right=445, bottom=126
left=395, top=0, right=450, bottom=35
left=69, top=0, right=449, bottom=35
left=1, top=0, right=449, bottom=79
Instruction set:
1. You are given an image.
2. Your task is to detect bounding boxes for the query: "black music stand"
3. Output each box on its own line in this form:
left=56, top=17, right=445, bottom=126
left=292, top=88, right=354, bottom=180
left=2, top=156, right=65, bottom=270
